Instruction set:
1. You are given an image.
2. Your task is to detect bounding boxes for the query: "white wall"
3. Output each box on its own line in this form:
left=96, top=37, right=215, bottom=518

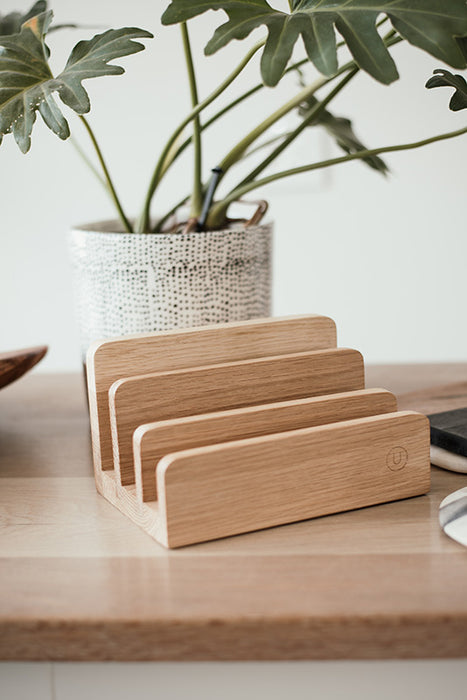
left=1, top=0, right=466, bottom=371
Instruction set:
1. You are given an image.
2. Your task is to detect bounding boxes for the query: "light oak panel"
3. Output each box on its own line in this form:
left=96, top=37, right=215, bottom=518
left=86, top=315, right=337, bottom=479
left=111, top=347, right=364, bottom=486
left=135, top=388, right=397, bottom=502
left=158, top=411, right=430, bottom=548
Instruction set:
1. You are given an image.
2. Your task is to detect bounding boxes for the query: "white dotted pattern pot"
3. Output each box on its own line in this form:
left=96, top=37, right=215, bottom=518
left=69, top=220, right=272, bottom=356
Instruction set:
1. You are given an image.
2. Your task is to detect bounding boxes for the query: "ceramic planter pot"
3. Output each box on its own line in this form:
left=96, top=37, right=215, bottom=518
left=69, top=220, right=272, bottom=356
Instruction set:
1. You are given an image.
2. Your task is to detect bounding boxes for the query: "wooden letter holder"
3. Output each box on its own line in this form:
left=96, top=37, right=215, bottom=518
left=86, top=315, right=431, bottom=548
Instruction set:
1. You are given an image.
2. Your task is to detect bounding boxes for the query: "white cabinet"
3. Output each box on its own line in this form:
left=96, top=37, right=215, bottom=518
left=2, top=661, right=467, bottom=700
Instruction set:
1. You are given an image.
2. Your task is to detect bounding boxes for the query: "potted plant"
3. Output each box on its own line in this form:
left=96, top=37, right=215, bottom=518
left=1, top=1, right=467, bottom=355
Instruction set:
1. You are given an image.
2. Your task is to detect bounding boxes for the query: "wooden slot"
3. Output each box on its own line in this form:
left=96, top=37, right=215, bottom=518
left=110, top=347, right=364, bottom=487
left=86, top=315, right=337, bottom=482
left=157, top=411, right=431, bottom=548
left=134, top=388, right=397, bottom=502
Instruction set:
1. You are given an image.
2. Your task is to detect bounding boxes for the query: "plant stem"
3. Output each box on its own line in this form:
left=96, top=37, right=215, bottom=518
left=207, top=125, right=467, bottom=226
left=202, top=60, right=361, bottom=209
left=213, top=37, right=403, bottom=176
left=217, top=78, right=328, bottom=173
left=239, top=131, right=295, bottom=160
left=79, top=116, right=132, bottom=233
left=162, top=61, right=310, bottom=175
left=227, top=24, right=398, bottom=197
left=205, top=32, right=403, bottom=225
left=69, top=136, right=108, bottom=191
left=204, top=34, right=401, bottom=138
left=198, top=39, right=352, bottom=135
left=153, top=34, right=404, bottom=229
left=181, top=22, right=203, bottom=218
left=152, top=32, right=403, bottom=202
left=153, top=195, right=190, bottom=232
left=153, top=75, right=328, bottom=230
left=235, top=66, right=359, bottom=191
left=136, top=39, right=265, bottom=233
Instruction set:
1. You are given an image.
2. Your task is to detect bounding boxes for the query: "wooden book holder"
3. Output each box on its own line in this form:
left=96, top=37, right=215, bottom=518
left=86, top=315, right=431, bottom=548
left=110, top=347, right=365, bottom=486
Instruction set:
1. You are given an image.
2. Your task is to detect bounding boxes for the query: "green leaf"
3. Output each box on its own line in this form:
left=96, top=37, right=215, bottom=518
left=55, top=26, right=153, bottom=114
left=0, top=0, right=91, bottom=36
left=457, top=37, right=467, bottom=62
left=298, top=94, right=389, bottom=174
left=0, top=11, right=152, bottom=152
left=426, top=69, right=467, bottom=111
left=162, top=0, right=467, bottom=87
left=0, top=12, right=56, bottom=152
left=0, top=1, right=47, bottom=35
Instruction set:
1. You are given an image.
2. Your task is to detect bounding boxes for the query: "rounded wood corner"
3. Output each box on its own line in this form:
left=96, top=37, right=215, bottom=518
left=156, top=452, right=181, bottom=483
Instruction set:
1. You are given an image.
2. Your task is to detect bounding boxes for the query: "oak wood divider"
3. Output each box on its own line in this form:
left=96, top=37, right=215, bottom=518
left=86, top=315, right=431, bottom=548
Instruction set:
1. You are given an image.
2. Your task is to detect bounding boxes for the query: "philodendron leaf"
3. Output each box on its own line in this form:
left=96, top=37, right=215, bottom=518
left=0, top=2, right=82, bottom=43
left=299, top=95, right=389, bottom=174
left=162, top=0, right=467, bottom=87
left=426, top=69, right=467, bottom=111
left=0, top=0, right=47, bottom=35
left=0, top=10, right=152, bottom=152
left=457, top=37, right=467, bottom=62
left=0, top=12, right=56, bottom=152
left=55, top=25, right=153, bottom=113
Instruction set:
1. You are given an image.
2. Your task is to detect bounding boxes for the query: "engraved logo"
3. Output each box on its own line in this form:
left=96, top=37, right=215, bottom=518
left=386, top=446, right=408, bottom=471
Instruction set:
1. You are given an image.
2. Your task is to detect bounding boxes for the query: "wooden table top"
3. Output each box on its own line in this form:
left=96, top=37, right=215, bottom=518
left=1, top=365, right=467, bottom=661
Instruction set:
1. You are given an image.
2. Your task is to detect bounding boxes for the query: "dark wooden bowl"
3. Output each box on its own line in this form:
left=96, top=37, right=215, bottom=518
left=0, top=346, right=48, bottom=390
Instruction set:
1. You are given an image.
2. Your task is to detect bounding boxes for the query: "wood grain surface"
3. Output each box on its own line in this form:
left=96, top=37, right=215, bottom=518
left=0, top=346, right=47, bottom=390
left=398, top=381, right=467, bottom=415
left=159, top=411, right=430, bottom=548
left=135, top=388, right=397, bottom=502
left=1, top=367, right=467, bottom=660
left=87, top=315, right=337, bottom=480
left=110, top=347, right=364, bottom=487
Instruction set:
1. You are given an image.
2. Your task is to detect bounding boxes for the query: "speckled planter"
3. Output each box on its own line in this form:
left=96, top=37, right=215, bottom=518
left=69, top=220, right=272, bottom=356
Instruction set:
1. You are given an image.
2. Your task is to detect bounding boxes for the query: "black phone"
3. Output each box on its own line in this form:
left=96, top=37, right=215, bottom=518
left=429, top=407, right=467, bottom=473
